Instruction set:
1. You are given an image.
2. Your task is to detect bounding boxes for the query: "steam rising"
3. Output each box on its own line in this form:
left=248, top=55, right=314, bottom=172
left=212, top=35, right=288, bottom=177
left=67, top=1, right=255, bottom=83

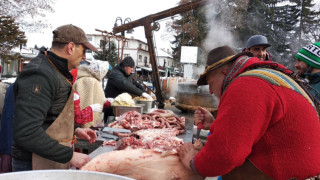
left=194, top=0, right=238, bottom=79
left=203, top=0, right=236, bottom=52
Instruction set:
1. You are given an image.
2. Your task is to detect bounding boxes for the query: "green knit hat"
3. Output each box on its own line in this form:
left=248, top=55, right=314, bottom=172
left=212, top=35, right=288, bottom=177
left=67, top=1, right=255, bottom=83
left=296, top=42, right=320, bottom=69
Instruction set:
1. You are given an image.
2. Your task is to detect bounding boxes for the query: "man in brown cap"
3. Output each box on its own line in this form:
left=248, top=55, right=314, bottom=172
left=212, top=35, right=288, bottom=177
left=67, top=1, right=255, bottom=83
left=178, top=46, right=320, bottom=179
left=12, top=24, right=98, bottom=171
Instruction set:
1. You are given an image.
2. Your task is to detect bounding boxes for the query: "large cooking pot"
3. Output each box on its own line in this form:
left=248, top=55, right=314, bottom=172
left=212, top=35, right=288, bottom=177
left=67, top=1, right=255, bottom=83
left=175, top=81, right=219, bottom=113
left=0, top=170, right=133, bottom=180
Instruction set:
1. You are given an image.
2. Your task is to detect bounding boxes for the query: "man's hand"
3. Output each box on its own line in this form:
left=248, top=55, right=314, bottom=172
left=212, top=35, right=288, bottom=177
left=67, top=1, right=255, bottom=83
left=194, top=106, right=214, bottom=130
left=70, top=152, right=91, bottom=169
left=75, top=128, right=97, bottom=143
left=142, top=92, right=153, bottom=100
left=177, top=142, right=197, bottom=171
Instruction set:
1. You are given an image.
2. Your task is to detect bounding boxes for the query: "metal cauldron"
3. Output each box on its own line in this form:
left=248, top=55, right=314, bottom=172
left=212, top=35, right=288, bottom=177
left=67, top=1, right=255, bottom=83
left=175, top=81, right=219, bottom=113
left=0, top=170, right=133, bottom=180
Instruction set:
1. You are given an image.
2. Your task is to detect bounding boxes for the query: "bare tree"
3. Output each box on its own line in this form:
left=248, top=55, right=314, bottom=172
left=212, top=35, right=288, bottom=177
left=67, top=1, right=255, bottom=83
left=0, top=0, right=55, bottom=32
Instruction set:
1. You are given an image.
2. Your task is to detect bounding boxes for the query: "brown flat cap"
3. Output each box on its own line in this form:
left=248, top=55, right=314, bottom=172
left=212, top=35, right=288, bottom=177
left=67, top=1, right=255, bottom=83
left=197, top=46, right=252, bottom=86
left=53, top=24, right=98, bottom=52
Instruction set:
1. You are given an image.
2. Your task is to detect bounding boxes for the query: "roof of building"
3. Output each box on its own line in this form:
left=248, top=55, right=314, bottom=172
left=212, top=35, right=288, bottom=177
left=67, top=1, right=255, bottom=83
left=156, top=48, right=173, bottom=58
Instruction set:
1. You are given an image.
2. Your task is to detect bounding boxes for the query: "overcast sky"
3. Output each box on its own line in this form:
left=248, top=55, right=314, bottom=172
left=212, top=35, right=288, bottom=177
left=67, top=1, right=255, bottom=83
left=25, top=0, right=180, bottom=49
left=25, top=0, right=320, bottom=50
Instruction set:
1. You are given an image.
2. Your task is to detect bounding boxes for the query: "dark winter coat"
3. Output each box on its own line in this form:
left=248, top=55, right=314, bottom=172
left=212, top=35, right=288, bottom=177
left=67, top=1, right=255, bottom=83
left=12, top=51, right=74, bottom=163
left=307, top=72, right=320, bottom=101
left=0, top=84, right=14, bottom=154
left=104, top=64, right=145, bottom=98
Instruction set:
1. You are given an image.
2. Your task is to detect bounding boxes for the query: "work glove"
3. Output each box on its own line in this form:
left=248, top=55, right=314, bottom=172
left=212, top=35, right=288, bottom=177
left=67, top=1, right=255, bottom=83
left=142, top=92, right=153, bottom=100
left=90, top=104, right=102, bottom=112
left=103, top=98, right=114, bottom=108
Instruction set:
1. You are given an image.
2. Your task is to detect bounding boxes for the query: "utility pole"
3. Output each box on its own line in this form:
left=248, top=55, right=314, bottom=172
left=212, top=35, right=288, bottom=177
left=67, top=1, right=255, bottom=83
left=113, top=0, right=207, bottom=109
left=102, top=35, right=106, bottom=61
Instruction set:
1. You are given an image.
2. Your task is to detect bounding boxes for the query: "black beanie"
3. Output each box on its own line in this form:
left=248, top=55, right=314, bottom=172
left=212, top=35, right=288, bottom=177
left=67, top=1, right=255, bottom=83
left=121, top=56, right=135, bottom=68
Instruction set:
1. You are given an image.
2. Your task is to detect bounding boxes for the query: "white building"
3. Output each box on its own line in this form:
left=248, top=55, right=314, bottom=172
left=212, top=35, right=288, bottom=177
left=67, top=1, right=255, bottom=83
left=86, top=34, right=175, bottom=77
left=156, top=48, right=175, bottom=77
left=2, top=34, right=177, bottom=79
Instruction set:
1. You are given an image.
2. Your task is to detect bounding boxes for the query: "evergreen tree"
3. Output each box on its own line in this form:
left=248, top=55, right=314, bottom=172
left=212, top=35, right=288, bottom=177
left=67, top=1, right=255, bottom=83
left=234, top=0, right=269, bottom=46
left=267, top=0, right=298, bottom=66
left=0, top=16, right=27, bottom=59
left=93, top=39, right=118, bottom=68
left=0, top=0, right=55, bottom=32
left=289, top=0, right=320, bottom=50
left=171, top=0, right=320, bottom=69
left=239, top=0, right=320, bottom=66
left=171, top=0, right=208, bottom=62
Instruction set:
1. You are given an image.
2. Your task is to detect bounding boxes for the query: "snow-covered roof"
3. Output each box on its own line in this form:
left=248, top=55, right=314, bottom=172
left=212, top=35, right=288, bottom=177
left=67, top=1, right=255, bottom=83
left=11, top=46, right=39, bottom=58
left=156, top=48, right=173, bottom=59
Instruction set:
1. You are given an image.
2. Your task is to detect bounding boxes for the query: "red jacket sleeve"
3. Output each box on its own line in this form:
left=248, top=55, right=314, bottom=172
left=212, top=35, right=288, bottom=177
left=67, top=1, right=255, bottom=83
left=74, top=92, right=93, bottom=125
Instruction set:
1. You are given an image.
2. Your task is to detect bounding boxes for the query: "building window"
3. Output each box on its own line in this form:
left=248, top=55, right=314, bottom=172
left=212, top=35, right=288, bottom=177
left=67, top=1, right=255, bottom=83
left=87, top=37, right=92, bottom=41
left=139, top=55, right=142, bottom=62
left=86, top=49, right=92, bottom=53
left=145, top=45, right=147, bottom=50
left=139, top=44, right=142, bottom=49
left=125, top=41, right=129, bottom=47
left=144, top=57, right=148, bottom=66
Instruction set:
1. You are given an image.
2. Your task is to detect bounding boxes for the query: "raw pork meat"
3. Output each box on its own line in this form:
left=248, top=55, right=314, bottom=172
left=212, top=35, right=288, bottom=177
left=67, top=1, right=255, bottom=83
left=81, top=149, right=203, bottom=180
left=116, top=128, right=184, bottom=155
left=108, top=110, right=186, bottom=134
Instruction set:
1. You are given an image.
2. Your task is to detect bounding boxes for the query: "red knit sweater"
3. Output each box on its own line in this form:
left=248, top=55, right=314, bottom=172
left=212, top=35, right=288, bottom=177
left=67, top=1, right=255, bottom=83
left=194, top=76, right=320, bottom=179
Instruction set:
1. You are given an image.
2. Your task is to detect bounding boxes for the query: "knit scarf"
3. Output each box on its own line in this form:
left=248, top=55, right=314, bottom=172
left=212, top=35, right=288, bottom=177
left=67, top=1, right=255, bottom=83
left=222, top=56, right=293, bottom=94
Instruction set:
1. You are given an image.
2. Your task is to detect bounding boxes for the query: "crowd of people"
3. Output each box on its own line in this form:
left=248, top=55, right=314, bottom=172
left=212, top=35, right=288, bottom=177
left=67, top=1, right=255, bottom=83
left=0, top=23, right=319, bottom=179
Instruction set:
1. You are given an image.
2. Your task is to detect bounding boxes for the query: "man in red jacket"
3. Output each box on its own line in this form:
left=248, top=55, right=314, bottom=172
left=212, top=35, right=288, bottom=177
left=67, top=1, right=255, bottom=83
left=178, top=46, right=320, bottom=179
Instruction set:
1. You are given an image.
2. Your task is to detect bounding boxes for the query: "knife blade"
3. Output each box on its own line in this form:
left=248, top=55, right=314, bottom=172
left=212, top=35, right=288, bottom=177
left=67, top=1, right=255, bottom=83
left=100, top=132, right=119, bottom=140
left=102, top=127, right=131, bottom=133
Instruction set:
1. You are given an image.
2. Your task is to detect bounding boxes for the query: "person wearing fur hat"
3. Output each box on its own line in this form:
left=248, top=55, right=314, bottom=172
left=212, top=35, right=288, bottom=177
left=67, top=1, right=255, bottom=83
left=71, top=60, right=112, bottom=128
left=295, top=42, right=320, bottom=101
left=178, top=46, right=320, bottom=179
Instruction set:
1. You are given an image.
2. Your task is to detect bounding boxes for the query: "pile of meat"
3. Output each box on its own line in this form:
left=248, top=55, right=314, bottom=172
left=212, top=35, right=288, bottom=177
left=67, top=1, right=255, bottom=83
left=81, top=149, right=203, bottom=180
left=115, top=128, right=184, bottom=155
left=108, top=110, right=186, bottom=134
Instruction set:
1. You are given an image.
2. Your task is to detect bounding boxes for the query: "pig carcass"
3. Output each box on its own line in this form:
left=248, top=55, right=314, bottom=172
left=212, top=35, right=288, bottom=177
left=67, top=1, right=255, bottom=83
left=81, top=149, right=203, bottom=180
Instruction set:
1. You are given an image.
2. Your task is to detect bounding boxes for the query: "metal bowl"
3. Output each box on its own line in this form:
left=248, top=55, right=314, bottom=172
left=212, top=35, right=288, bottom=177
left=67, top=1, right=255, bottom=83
left=0, top=170, right=133, bottom=180
left=134, top=100, right=155, bottom=113
left=112, top=104, right=144, bottom=116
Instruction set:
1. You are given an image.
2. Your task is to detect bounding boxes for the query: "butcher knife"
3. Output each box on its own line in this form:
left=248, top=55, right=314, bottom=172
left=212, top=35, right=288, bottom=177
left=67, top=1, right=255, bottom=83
left=99, top=132, right=119, bottom=140
left=102, top=127, right=131, bottom=133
